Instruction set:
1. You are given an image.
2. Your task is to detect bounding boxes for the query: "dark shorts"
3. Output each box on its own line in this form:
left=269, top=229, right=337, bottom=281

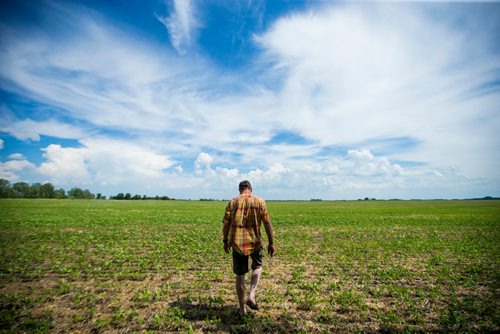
left=232, top=247, right=263, bottom=275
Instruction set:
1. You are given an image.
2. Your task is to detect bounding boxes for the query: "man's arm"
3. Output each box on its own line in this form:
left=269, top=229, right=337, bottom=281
left=222, top=201, right=232, bottom=253
left=264, top=221, right=274, bottom=257
left=222, top=222, right=230, bottom=241
left=222, top=223, right=231, bottom=253
left=261, top=200, right=275, bottom=257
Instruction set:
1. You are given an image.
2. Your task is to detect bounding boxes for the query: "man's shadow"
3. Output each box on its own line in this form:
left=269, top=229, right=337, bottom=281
left=169, top=297, right=245, bottom=327
left=170, top=297, right=303, bottom=332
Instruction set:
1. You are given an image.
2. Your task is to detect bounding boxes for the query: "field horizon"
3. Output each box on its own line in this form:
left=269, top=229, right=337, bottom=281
left=1, top=199, right=499, bottom=333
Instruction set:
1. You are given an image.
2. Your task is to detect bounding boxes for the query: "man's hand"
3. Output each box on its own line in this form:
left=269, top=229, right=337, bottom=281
left=267, top=244, right=275, bottom=257
left=224, top=242, right=231, bottom=254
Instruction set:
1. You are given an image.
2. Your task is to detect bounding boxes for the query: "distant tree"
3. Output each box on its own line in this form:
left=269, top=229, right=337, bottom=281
left=67, top=187, right=94, bottom=199
left=103, top=193, right=172, bottom=200
left=54, top=188, right=66, bottom=199
left=0, top=181, right=101, bottom=199
left=96, top=193, right=102, bottom=199
left=27, top=183, right=42, bottom=198
left=0, top=179, right=13, bottom=198
left=12, top=182, right=30, bottom=198
left=0, top=179, right=9, bottom=190
left=83, top=189, right=95, bottom=199
left=40, top=183, right=55, bottom=198
left=68, top=187, right=84, bottom=199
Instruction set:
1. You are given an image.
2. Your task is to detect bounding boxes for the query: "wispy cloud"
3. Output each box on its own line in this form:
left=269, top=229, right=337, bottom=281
left=0, top=117, right=87, bottom=141
left=8, top=153, right=26, bottom=160
left=254, top=3, right=500, bottom=178
left=157, top=0, right=200, bottom=54
left=0, top=4, right=200, bottom=136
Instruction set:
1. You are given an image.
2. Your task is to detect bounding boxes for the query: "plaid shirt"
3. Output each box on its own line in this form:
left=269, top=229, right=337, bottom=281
left=223, top=193, right=271, bottom=256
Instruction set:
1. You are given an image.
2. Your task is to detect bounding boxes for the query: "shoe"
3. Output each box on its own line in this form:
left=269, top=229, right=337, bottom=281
left=237, top=309, right=247, bottom=319
left=246, top=300, right=259, bottom=310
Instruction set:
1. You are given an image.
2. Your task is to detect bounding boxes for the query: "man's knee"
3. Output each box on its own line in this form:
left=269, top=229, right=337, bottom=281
left=250, top=248, right=263, bottom=271
left=251, top=265, right=263, bottom=272
left=235, top=274, right=245, bottom=291
left=235, top=274, right=245, bottom=285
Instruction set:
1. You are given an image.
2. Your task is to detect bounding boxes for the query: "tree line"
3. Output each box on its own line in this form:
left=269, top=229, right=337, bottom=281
left=109, top=193, right=174, bottom=200
left=0, top=179, right=95, bottom=199
left=0, top=179, right=175, bottom=200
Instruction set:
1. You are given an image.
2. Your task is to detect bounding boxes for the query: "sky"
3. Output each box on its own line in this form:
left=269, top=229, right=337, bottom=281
left=0, top=0, right=499, bottom=200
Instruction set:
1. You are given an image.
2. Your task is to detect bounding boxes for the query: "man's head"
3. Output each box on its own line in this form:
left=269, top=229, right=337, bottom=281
left=239, top=180, right=252, bottom=194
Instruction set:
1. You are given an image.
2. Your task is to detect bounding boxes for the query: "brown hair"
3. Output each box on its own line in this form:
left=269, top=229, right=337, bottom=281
left=239, top=180, right=252, bottom=193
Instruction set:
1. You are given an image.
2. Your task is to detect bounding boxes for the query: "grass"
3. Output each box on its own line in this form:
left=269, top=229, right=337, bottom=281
left=0, top=199, right=499, bottom=333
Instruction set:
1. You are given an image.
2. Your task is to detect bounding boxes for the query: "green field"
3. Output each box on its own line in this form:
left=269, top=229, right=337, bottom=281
left=1, top=199, right=499, bottom=333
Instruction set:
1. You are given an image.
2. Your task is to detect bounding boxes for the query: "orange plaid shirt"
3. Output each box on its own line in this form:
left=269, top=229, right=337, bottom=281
left=222, top=194, right=271, bottom=256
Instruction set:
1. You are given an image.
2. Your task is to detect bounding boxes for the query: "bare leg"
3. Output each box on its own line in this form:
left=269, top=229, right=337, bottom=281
left=248, top=267, right=262, bottom=304
left=235, top=274, right=246, bottom=315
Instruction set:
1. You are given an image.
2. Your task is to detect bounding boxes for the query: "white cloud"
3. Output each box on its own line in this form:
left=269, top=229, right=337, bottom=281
left=158, top=0, right=200, bottom=54
left=246, top=163, right=289, bottom=187
left=0, top=159, right=36, bottom=182
left=347, top=149, right=374, bottom=161
left=37, top=144, right=90, bottom=184
left=8, top=153, right=25, bottom=160
left=36, top=138, right=175, bottom=186
left=215, top=167, right=239, bottom=178
left=0, top=118, right=86, bottom=141
left=0, top=138, right=3, bottom=150
left=25, top=139, right=485, bottom=199
left=346, top=149, right=403, bottom=177
left=194, top=152, right=214, bottom=175
left=184, top=150, right=406, bottom=199
left=322, top=162, right=340, bottom=175
left=255, top=3, right=500, bottom=180
left=433, top=171, right=444, bottom=177
left=185, top=157, right=289, bottom=198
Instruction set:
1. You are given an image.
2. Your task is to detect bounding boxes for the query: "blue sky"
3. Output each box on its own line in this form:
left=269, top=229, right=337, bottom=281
left=1, top=0, right=499, bottom=200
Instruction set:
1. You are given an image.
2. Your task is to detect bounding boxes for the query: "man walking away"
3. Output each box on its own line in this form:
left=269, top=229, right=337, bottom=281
left=222, top=180, right=275, bottom=317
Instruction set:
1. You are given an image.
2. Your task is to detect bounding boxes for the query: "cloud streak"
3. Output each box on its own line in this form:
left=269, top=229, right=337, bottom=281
left=0, top=117, right=87, bottom=141
left=158, top=0, right=200, bottom=54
